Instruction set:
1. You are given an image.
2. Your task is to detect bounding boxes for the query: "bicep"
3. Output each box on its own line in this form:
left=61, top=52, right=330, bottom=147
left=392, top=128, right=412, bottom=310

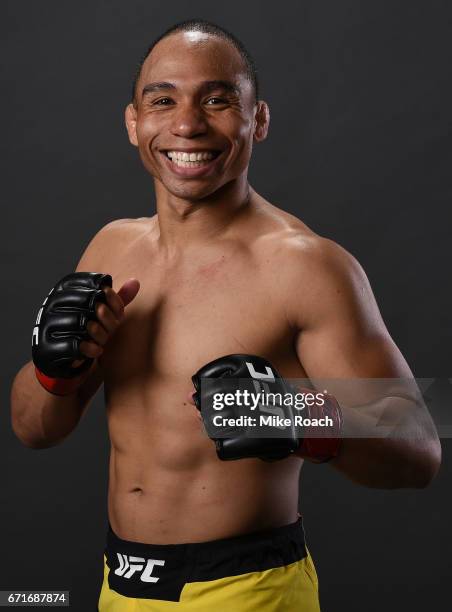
left=296, top=319, right=411, bottom=379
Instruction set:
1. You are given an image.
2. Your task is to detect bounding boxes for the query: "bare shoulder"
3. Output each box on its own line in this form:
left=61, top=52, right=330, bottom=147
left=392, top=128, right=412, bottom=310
left=93, top=215, right=157, bottom=243
left=251, top=200, right=376, bottom=330
left=95, top=216, right=155, bottom=240
left=252, top=198, right=362, bottom=280
left=76, top=216, right=156, bottom=271
left=277, top=232, right=379, bottom=331
left=280, top=232, right=364, bottom=280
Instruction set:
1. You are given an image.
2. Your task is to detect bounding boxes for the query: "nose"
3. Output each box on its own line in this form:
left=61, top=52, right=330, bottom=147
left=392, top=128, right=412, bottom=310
left=170, top=101, right=208, bottom=139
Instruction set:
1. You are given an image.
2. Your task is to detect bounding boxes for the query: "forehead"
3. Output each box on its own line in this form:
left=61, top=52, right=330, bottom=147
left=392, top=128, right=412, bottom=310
left=140, top=31, right=250, bottom=92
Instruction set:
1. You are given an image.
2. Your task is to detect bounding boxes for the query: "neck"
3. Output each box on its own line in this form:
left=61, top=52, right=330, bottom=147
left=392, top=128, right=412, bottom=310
left=154, top=175, right=253, bottom=253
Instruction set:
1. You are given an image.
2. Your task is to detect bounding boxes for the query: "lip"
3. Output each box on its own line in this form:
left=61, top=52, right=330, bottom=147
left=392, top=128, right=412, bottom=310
left=159, top=150, right=225, bottom=178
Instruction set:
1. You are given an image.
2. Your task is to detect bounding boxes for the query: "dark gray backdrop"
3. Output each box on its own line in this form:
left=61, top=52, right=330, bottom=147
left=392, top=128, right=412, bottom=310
left=2, top=1, right=451, bottom=610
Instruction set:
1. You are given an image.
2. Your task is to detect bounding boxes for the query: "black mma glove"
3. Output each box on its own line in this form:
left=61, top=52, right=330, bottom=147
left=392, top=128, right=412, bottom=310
left=192, top=354, right=299, bottom=461
left=32, top=272, right=112, bottom=395
left=192, top=354, right=342, bottom=463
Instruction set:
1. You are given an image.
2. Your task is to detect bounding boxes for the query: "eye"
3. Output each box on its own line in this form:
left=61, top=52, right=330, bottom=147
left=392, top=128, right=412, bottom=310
left=205, top=97, right=227, bottom=105
left=153, top=97, right=174, bottom=106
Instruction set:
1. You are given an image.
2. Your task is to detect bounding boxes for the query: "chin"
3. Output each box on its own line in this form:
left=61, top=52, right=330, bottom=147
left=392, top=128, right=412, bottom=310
left=165, top=181, right=221, bottom=202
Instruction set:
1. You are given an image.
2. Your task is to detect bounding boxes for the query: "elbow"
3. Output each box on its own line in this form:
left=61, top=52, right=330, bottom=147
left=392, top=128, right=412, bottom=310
left=11, top=425, right=48, bottom=450
left=10, top=416, right=59, bottom=450
left=411, top=439, right=442, bottom=489
left=13, top=433, right=60, bottom=450
left=16, top=437, right=58, bottom=450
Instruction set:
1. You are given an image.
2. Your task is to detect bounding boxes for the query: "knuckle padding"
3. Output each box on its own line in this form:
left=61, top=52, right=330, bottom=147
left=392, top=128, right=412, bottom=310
left=46, top=338, right=82, bottom=363
left=47, top=290, right=89, bottom=310
left=58, top=272, right=112, bottom=291
left=32, top=272, right=112, bottom=378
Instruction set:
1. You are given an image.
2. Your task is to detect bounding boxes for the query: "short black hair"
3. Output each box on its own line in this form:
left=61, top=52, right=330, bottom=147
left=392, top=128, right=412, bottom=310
left=131, top=19, right=259, bottom=107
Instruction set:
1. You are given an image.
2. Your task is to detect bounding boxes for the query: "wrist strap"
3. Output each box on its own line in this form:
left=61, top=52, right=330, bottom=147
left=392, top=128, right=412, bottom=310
left=35, top=367, right=89, bottom=396
left=296, top=393, right=343, bottom=463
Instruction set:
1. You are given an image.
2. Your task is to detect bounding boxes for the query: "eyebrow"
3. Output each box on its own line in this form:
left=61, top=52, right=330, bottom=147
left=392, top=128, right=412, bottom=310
left=141, top=80, right=241, bottom=98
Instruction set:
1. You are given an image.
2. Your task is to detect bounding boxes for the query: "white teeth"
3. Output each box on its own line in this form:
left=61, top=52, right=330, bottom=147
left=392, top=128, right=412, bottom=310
left=166, top=150, right=215, bottom=162
left=173, top=159, right=204, bottom=168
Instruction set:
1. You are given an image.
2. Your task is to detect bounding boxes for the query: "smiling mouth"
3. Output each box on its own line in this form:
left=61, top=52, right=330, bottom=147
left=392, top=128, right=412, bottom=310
left=162, top=150, right=222, bottom=168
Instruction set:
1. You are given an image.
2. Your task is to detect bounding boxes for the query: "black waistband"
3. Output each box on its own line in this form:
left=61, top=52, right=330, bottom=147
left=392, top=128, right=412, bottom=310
left=105, top=518, right=307, bottom=602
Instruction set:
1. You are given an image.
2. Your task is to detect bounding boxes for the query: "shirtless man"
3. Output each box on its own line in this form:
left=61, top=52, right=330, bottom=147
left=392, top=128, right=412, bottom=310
left=11, top=19, right=441, bottom=612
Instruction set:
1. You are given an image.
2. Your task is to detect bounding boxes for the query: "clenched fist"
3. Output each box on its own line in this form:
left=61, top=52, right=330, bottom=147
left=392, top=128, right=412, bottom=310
left=32, top=273, right=140, bottom=395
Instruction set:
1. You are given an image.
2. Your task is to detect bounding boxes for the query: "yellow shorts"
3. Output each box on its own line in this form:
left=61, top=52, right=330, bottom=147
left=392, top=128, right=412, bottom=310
left=98, top=518, right=320, bottom=611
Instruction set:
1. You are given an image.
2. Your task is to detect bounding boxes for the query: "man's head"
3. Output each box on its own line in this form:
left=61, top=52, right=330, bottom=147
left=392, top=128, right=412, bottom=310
left=131, top=20, right=260, bottom=108
left=125, top=19, right=270, bottom=202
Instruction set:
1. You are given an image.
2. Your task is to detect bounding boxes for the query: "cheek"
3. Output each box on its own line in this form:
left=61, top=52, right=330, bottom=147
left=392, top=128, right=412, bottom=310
left=235, top=115, right=255, bottom=146
left=134, top=118, right=161, bottom=174
left=135, top=112, right=162, bottom=150
left=136, top=121, right=153, bottom=149
left=229, top=117, right=255, bottom=160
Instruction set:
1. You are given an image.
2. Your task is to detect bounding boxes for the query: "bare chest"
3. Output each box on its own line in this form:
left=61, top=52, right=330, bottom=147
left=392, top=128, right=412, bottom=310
left=100, top=250, right=298, bottom=388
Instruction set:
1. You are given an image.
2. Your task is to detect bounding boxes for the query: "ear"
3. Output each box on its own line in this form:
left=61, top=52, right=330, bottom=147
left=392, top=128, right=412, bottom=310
left=125, top=103, right=138, bottom=146
left=253, top=101, right=270, bottom=142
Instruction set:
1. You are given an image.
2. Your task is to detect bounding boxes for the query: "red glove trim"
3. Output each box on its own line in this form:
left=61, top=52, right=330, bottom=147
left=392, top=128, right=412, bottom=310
left=295, top=392, right=343, bottom=463
left=35, top=367, right=88, bottom=396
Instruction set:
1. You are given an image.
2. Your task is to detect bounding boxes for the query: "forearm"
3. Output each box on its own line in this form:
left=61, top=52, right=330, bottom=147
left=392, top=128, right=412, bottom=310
left=330, top=396, right=442, bottom=488
left=10, top=360, right=104, bottom=449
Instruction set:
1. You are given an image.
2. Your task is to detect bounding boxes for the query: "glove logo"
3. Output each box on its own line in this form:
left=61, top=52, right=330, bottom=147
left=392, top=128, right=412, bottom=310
left=31, top=288, right=53, bottom=347
left=244, top=361, right=286, bottom=419
left=245, top=362, right=275, bottom=381
left=114, top=553, right=165, bottom=583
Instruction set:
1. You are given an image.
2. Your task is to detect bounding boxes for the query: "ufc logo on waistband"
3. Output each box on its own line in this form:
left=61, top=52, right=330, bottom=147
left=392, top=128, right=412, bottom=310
left=114, top=553, right=166, bottom=583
